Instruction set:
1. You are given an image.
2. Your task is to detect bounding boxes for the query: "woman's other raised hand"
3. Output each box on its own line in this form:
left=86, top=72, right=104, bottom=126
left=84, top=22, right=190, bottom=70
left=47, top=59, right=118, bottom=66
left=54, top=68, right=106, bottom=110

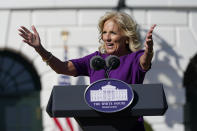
left=18, top=25, right=41, bottom=49
left=144, top=24, right=156, bottom=54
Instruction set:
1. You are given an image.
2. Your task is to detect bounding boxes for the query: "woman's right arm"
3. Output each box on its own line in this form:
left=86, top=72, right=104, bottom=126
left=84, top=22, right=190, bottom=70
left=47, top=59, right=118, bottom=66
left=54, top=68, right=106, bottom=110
left=18, top=25, right=77, bottom=76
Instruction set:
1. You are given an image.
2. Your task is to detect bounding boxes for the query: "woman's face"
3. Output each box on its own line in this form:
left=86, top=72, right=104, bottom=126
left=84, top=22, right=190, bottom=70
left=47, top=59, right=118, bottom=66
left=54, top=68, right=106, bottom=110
left=102, top=19, right=128, bottom=56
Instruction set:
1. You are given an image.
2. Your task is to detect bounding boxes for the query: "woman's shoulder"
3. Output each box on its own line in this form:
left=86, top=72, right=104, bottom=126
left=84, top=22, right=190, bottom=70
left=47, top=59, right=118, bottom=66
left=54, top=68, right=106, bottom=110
left=129, top=49, right=144, bottom=57
left=123, top=49, right=144, bottom=60
left=132, top=49, right=144, bottom=54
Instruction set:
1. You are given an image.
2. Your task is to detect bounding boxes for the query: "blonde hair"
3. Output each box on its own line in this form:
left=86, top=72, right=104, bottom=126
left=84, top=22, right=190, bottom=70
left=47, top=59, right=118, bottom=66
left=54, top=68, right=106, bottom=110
left=98, top=11, right=141, bottom=53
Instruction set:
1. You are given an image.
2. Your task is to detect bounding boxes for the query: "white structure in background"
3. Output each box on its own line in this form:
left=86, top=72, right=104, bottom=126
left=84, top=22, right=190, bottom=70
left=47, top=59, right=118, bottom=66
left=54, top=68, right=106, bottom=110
left=1, top=0, right=197, bottom=130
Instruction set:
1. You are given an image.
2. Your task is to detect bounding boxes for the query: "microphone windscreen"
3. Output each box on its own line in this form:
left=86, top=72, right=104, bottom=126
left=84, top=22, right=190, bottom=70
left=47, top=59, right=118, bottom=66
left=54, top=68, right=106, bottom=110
left=90, top=55, right=106, bottom=70
left=105, top=55, right=120, bottom=70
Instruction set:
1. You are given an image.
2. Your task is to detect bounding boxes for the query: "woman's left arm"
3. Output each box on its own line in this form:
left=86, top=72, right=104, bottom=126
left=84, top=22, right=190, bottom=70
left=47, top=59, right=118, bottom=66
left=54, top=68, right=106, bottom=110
left=140, top=24, right=156, bottom=70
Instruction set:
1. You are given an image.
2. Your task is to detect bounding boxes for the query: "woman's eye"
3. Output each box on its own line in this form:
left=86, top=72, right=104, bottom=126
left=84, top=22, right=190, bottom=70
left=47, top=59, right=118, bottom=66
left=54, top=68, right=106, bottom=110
left=102, top=31, right=106, bottom=34
left=111, top=31, right=116, bottom=34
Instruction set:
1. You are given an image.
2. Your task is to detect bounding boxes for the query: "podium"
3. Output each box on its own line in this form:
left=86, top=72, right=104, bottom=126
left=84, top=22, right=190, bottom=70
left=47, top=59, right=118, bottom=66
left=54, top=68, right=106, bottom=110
left=46, top=84, right=168, bottom=131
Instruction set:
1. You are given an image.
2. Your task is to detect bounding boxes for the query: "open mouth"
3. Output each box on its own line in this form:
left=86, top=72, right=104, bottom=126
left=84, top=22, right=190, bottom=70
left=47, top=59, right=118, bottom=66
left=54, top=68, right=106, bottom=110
left=106, top=43, right=114, bottom=49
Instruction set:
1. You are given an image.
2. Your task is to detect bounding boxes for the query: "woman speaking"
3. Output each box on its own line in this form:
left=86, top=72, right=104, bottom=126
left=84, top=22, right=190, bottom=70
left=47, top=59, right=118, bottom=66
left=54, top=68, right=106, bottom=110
left=18, top=11, right=156, bottom=131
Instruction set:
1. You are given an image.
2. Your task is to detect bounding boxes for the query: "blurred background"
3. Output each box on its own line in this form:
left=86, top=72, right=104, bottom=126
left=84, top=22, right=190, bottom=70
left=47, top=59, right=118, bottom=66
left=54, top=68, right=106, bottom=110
left=0, top=0, right=197, bottom=131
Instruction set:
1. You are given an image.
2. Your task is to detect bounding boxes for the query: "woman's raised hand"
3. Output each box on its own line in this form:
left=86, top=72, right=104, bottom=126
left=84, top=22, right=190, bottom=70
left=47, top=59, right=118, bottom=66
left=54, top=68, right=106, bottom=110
left=144, top=24, right=156, bottom=53
left=18, top=25, right=41, bottom=49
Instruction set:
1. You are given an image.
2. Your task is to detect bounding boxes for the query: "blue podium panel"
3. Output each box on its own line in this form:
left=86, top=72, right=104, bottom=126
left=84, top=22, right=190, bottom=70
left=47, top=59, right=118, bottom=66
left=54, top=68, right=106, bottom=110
left=47, top=84, right=168, bottom=117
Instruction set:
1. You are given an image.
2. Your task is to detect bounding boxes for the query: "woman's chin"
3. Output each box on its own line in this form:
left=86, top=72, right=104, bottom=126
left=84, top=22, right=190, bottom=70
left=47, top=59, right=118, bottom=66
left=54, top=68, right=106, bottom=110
left=106, top=50, right=115, bottom=55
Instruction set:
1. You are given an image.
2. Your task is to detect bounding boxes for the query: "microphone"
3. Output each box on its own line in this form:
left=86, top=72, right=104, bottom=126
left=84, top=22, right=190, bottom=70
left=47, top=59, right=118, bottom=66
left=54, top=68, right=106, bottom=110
left=90, top=56, right=106, bottom=70
left=105, top=55, right=120, bottom=70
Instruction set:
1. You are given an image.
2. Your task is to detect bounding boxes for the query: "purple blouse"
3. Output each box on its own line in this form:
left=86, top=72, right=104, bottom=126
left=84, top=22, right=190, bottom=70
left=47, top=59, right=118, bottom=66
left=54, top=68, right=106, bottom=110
left=70, top=49, right=148, bottom=84
left=70, top=49, right=149, bottom=131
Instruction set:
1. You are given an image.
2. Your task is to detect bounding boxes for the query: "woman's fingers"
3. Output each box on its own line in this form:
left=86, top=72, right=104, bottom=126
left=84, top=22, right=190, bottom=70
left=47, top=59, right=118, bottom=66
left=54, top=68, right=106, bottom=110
left=148, top=24, right=156, bottom=34
left=146, top=24, right=156, bottom=43
left=147, top=24, right=156, bottom=37
left=20, top=26, right=31, bottom=34
left=19, top=26, right=35, bottom=42
left=23, top=39, right=32, bottom=46
left=18, top=27, right=32, bottom=40
left=147, top=33, right=152, bottom=39
left=146, top=25, right=156, bottom=40
left=18, top=29, right=27, bottom=36
left=144, top=24, right=157, bottom=53
left=18, top=25, right=41, bottom=48
left=19, top=33, right=28, bottom=41
left=146, top=39, right=152, bottom=43
left=32, top=25, right=38, bottom=36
